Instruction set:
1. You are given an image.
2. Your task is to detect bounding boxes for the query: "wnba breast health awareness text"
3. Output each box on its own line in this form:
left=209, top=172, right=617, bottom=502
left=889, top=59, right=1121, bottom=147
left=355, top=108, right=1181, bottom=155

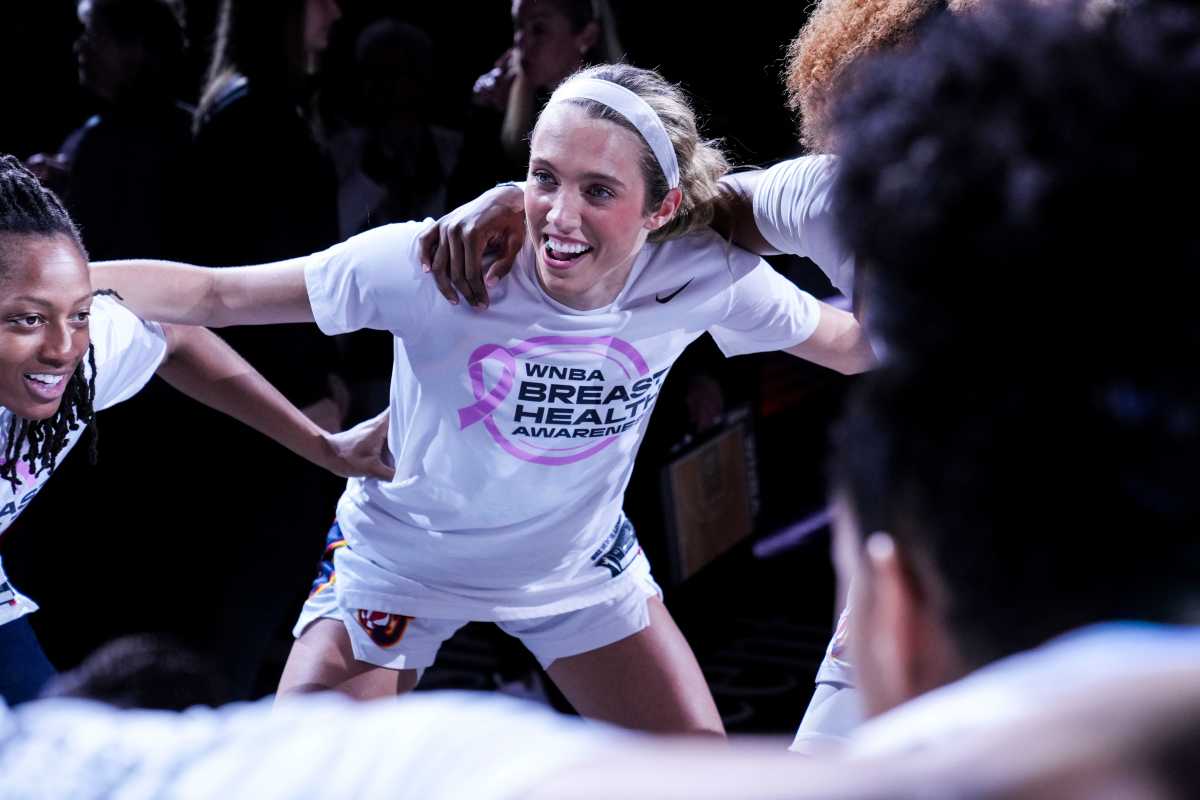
left=456, top=335, right=668, bottom=466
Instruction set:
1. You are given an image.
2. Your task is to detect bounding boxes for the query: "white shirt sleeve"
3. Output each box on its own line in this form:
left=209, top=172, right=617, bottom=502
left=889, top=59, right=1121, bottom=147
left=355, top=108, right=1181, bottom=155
left=304, top=220, right=435, bottom=336
left=88, top=295, right=168, bottom=411
left=707, top=248, right=823, bottom=358
left=751, top=155, right=856, bottom=297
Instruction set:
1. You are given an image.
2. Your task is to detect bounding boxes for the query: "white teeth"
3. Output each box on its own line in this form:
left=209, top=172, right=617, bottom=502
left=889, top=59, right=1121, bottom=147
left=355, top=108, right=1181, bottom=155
left=25, top=373, right=65, bottom=386
left=546, top=236, right=591, bottom=255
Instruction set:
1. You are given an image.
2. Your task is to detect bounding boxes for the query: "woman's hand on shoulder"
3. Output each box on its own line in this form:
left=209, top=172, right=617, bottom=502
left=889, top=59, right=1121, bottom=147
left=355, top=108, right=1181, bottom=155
left=417, top=182, right=527, bottom=308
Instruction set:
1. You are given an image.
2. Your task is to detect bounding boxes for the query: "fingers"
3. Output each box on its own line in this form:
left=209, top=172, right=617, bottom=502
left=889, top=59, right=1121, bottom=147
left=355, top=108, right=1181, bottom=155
left=485, top=234, right=523, bottom=288
left=423, top=218, right=488, bottom=307
left=367, top=411, right=393, bottom=480
left=461, top=225, right=490, bottom=308
left=368, top=460, right=396, bottom=481
left=431, top=224, right=459, bottom=305
left=447, top=229, right=476, bottom=307
left=484, top=253, right=516, bottom=290
left=418, top=224, right=437, bottom=272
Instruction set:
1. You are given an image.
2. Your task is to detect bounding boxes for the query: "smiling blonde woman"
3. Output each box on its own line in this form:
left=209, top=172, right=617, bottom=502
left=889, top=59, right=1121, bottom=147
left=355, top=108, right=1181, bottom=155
left=93, top=64, right=875, bottom=733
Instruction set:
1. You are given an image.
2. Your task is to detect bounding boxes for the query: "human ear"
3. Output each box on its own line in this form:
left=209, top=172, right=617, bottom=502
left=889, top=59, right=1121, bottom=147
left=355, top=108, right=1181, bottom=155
left=861, top=533, right=927, bottom=711
left=645, top=187, right=683, bottom=232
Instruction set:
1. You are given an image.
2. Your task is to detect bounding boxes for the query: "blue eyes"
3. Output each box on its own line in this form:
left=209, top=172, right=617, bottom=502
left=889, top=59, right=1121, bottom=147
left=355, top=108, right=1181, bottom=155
left=530, top=170, right=615, bottom=201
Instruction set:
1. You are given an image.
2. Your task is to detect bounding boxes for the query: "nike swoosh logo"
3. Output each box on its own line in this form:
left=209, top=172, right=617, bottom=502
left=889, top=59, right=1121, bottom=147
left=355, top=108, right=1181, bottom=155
left=655, top=278, right=694, bottom=304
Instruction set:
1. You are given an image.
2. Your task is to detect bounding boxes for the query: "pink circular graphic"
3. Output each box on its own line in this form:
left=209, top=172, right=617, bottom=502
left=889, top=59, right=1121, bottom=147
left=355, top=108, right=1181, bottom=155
left=456, top=336, right=651, bottom=466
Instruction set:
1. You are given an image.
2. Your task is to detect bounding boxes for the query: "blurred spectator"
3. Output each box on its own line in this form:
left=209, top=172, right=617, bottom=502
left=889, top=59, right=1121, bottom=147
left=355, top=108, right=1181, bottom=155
left=329, top=19, right=462, bottom=238
left=27, top=0, right=191, bottom=260
left=451, top=0, right=623, bottom=201
left=173, top=0, right=349, bottom=698
left=325, top=19, right=463, bottom=422
left=41, top=634, right=232, bottom=710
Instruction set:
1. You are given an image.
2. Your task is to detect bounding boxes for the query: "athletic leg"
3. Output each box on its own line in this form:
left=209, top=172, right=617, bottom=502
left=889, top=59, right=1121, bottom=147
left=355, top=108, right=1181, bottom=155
left=275, top=618, right=419, bottom=701
left=543, top=597, right=724, bottom=735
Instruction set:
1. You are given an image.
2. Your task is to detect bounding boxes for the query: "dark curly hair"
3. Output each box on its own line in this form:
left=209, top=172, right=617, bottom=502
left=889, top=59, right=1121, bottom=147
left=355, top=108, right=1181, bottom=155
left=784, top=0, right=973, bottom=152
left=828, top=0, right=1200, bottom=667
left=832, top=0, right=1200, bottom=368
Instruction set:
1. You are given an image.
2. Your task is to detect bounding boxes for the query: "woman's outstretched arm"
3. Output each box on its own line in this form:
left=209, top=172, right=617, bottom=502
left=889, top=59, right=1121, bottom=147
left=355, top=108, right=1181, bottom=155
left=91, top=256, right=314, bottom=328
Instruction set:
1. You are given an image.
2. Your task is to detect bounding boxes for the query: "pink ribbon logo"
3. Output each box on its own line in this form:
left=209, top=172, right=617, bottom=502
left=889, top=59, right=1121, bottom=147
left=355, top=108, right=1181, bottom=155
left=457, top=335, right=651, bottom=466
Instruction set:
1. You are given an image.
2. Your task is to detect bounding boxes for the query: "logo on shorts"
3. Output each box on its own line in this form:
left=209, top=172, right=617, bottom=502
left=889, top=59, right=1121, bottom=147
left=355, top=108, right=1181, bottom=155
left=355, top=609, right=411, bottom=648
left=591, top=517, right=641, bottom=578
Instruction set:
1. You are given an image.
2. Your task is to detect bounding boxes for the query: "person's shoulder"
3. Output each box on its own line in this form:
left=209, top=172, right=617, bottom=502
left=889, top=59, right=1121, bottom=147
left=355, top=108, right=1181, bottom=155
left=765, top=153, right=839, bottom=183
left=320, top=221, right=433, bottom=281
left=627, top=230, right=761, bottom=316
left=88, top=294, right=139, bottom=332
left=649, top=228, right=763, bottom=277
left=196, top=79, right=277, bottom=137
left=208, top=78, right=252, bottom=116
left=649, top=227, right=730, bottom=263
left=753, top=155, right=840, bottom=215
left=342, top=220, right=432, bottom=253
left=852, top=623, right=1200, bottom=759
left=87, top=295, right=163, bottom=361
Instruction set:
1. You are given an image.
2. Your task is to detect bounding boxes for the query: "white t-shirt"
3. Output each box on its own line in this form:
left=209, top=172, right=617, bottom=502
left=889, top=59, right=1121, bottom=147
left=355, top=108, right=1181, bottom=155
left=305, top=221, right=821, bottom=620
left=0, top=296, right=167, bottom=627
left=751, top=155, right=856, bottom=298
left=0, top=691, right=616, bottom=800
left=848, top=623, right=1200, bottom=758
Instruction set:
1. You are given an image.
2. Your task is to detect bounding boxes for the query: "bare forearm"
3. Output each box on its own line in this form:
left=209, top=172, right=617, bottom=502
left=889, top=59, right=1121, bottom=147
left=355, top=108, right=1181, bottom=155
left=785, top=302, right=877, bottom=375
left=713, top=171, right=777, bottom=255
left=156, top=325, right=334, bottom=471
left=92, top=260, right=218, bottom=326
left=92, top=257, right=315, bottom=327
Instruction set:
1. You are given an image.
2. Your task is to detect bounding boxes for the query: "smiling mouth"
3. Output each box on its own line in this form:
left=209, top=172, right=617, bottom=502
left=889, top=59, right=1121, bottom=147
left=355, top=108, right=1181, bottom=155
left=543, top=235, right=593, bottom=266
left=22, top=371, right=70, bottom=403
left=24, top=373, right=67, bottom=386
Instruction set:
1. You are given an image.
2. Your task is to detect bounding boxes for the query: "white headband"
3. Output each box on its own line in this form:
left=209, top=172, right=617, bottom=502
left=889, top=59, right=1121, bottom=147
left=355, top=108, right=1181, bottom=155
left=547, top=77, right=681, bottom=189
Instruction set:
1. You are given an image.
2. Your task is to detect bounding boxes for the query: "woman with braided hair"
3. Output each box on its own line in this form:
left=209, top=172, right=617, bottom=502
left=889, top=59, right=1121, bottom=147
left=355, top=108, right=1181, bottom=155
left=0, top=155, right=394, bottom=704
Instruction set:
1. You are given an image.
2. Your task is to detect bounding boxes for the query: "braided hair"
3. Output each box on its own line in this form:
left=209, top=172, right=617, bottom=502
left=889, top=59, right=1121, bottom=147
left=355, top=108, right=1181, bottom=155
left=0, top=155, right=102, bottom=490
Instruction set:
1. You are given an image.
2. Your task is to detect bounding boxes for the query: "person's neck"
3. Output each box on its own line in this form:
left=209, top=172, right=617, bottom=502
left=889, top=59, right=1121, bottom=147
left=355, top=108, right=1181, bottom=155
left=539, top=255, right=637, bottom=311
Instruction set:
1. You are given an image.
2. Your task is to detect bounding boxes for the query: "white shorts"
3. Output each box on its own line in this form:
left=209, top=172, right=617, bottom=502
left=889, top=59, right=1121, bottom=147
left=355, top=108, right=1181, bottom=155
left=294, top=554, right=662, bottom=672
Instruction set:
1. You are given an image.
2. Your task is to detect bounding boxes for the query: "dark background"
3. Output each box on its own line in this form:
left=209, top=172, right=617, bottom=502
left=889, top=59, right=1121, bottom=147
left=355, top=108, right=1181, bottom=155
left=2, top=2, right=810, bottom=171
left=1, top=1, right=851, bottom=733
